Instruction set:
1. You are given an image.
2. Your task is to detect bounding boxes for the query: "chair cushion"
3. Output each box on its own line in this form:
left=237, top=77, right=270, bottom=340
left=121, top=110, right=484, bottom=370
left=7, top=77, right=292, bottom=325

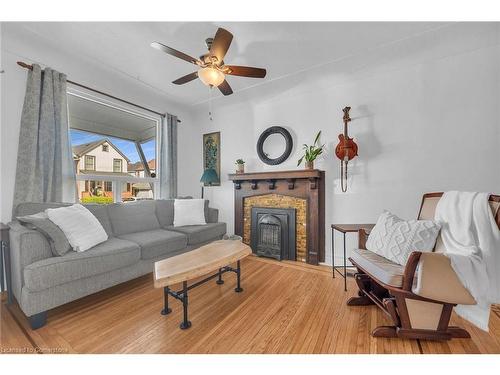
left=107, top=201, right=160, bottom=236
left=166, top=222, right=226, bottom=245
left=350, top=248, right=404, bottom=287
left=366, top=211, right=440, bottom=265
left=119, top=229, right=187, bottom=260
left=24, top=238, right=140, bottom=292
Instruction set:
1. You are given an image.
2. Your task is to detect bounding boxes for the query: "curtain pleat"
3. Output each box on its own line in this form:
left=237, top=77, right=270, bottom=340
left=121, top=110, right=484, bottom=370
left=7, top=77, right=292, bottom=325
left=159, top=114, right=178, bottom=199
left=12, top=64, right=76, bottom=216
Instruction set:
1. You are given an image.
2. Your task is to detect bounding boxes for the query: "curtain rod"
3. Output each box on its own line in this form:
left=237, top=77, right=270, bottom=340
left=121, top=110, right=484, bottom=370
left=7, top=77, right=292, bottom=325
left=16, top=61, right=181, bottom=123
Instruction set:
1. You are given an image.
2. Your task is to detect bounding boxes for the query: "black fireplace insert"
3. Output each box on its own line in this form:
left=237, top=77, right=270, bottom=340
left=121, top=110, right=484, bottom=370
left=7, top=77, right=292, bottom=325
left=250, top=207, right=296, bottom=261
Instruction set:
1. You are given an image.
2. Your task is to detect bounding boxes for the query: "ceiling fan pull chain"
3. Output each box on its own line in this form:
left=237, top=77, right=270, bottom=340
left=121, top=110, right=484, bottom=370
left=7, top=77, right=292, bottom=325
left=208, top=86, right=213, bottom=121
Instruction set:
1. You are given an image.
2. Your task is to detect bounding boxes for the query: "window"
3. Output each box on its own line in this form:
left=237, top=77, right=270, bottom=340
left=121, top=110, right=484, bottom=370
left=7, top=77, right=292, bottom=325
left=68, top=91, right=160, bottom=204
left=104, top=181, right=112, bottom=192
left=113, top=159, right=122, bottom=173
left=84, top=155, right=95, bottom=171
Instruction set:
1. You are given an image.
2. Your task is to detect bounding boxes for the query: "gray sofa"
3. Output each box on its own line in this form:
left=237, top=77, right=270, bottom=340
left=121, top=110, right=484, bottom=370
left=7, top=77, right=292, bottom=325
left=8, top=199, right=226, bottom=329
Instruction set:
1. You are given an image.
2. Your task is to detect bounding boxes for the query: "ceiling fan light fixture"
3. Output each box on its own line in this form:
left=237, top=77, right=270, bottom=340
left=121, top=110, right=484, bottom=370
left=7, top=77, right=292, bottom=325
left=198, top=67, right=225, bottom=87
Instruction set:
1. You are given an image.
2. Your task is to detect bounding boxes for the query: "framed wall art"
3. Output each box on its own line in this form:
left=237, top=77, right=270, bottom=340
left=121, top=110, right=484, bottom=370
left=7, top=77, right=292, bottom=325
left=202, top=131, right=221, bottom=186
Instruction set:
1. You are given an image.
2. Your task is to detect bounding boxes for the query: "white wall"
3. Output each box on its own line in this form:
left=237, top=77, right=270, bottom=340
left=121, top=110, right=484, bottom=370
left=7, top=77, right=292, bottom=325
left=192, top=23, right=500, bottom=265
left=0, top=23, right=199, bottom=222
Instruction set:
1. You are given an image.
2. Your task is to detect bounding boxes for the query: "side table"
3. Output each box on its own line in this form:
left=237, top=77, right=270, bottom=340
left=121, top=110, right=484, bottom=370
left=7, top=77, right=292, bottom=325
left=331, top=224, right=375, bottom=291
left=1, top=223, right=12, bottom=304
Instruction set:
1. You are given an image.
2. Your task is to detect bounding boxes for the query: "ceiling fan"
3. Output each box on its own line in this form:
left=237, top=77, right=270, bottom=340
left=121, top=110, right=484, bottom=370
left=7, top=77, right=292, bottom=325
left=151, top=28, right=267, bottom=96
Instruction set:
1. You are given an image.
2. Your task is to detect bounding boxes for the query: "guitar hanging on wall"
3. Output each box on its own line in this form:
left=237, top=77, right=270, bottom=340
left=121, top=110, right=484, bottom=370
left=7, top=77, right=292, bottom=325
left=335, top=106, right=358, bottom=192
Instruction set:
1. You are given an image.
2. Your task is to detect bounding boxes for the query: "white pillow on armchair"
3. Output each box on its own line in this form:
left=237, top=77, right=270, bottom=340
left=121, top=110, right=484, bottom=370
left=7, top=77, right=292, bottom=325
left=174, top=199, right=207, bottom=227
left=366, top=210, right=441, bottom=265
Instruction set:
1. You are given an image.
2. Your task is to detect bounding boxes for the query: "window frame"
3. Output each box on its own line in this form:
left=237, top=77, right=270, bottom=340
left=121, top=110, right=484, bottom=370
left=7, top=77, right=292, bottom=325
left=84, top=155, right=96, bottom=171
left=68, top=85, right=161, bottom=203
left=113, top=158, right=123, bottom=173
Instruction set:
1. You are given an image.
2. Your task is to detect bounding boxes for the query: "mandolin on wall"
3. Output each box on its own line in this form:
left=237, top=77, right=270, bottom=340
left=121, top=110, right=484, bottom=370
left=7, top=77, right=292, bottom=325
left=335, top=106, right=358, bottom=192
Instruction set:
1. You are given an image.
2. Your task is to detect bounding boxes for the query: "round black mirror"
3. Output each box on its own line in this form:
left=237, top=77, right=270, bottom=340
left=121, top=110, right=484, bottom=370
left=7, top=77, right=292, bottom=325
left=257, top=126, right=293, bottom=165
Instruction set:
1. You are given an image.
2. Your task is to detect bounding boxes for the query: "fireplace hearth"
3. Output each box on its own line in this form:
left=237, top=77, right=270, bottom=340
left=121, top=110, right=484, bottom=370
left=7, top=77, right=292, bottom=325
left=251, top=207, right=296, bottom=261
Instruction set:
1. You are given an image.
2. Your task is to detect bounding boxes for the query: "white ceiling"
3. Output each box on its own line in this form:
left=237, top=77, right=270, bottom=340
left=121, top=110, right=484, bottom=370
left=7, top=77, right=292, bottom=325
left=5, top=22, right=453, bottom=106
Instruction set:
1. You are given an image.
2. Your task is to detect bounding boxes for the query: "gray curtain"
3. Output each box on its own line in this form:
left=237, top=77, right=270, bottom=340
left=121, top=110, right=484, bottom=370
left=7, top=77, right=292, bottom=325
left=12, top=64, right=76, bottom=214
left=159, top=113, right=178, bottom=199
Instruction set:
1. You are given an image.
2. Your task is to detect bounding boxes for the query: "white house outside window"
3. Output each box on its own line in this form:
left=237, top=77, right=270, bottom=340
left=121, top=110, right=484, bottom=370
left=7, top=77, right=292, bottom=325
left=67, top=87, right=160, bottom=204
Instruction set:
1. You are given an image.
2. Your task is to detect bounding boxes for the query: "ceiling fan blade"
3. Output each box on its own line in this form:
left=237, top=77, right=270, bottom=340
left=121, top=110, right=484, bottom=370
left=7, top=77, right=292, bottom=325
left=172, top=72, right=198, bottom=85
left=224, top=65, right=267, bottom=78
left=209, top=28, right=233, bottom=63
left=218, top=80, right=233, bottom=96
left=151, top=42, right=201, bottom=66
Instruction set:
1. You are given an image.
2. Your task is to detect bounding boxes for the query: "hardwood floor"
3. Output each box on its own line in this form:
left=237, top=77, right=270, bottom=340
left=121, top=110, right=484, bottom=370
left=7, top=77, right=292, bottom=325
left=1, top=256, right=500, bottom=354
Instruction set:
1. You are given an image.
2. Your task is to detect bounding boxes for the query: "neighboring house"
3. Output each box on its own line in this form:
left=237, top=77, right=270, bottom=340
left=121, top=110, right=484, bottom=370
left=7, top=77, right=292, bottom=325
left=73, top=139, right=131, bottom=199
left=128, top=159, right=155, bottom=198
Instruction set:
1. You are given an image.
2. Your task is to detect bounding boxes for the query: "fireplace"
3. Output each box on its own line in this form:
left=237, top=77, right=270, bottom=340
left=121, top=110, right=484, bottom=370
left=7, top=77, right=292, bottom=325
left=229, top=169, right=325, bottom=265
left=251, top=207, right=296, bottom=261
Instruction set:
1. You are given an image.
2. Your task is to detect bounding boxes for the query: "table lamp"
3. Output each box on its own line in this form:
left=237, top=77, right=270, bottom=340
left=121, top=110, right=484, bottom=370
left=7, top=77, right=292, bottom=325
left=200, top=168, right=218, bottom=198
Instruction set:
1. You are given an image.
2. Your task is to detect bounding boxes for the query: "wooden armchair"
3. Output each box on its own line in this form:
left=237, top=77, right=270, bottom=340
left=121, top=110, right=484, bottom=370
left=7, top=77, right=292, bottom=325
left=347, top=192, right=500, bottom=341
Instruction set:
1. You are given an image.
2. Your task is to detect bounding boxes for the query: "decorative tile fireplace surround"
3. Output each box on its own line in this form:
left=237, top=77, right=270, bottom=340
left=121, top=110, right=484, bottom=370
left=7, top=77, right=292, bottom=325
left=228, top=170, right=325, bottom=265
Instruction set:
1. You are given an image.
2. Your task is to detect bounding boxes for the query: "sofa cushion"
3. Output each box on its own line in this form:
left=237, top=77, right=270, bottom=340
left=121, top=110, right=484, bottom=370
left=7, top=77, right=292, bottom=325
left=173, top=199, right=207, bottom=227
left=155, top=199, right=175, bottom=227
left=157, top=199, right=212, bottom=227
left=46, top=204, right=108, bottom=253
left=107, top=201, right=160, bottom=236
left=84, top=204, right=114, bottom=237
left=17, top=212, right=72, bottom=256
left=23, top=238, right=140, bottom=292
left=14, top=202, right=114, bottom=238
left=14, top=202, right=71, bottom=217
left=166, top=222, right=226, bottom=245
left=119, top=229, right=187, bottom=260
left=350, top=248, right=404, bottom=287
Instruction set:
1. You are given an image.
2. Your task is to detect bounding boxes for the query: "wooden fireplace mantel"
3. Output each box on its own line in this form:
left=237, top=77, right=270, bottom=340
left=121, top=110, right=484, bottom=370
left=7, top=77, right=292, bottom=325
left=229, top=169, right=325, bottom=265
left=228, top=169, right=323, bottom=190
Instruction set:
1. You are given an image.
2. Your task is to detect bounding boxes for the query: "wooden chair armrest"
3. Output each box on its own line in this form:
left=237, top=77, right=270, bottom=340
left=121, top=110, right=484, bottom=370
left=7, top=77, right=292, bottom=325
left=402, top=251, right=422, bottom=291
left=358, top=228, right=369, bottom=249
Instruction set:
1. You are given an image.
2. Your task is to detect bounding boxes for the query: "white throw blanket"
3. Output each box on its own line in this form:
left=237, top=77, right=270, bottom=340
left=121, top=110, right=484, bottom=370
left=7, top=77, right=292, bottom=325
left=435, top=191, right=500, bottom=331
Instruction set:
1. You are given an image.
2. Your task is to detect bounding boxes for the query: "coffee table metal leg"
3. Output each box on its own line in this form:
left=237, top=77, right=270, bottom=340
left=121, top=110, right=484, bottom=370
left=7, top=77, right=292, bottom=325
left=216, top=268, right=224, bottom=284
left=234, top=260, right=243, bottom=293
left=179, top=281, right=192, bottom=329
left=161, top=286, right=172, bottom=315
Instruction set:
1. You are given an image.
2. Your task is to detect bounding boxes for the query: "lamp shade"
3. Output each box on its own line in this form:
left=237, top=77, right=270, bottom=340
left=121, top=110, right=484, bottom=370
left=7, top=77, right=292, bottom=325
left=198, top=67, right=225, bottom=87
left=200, top=168, right=219, bottom=184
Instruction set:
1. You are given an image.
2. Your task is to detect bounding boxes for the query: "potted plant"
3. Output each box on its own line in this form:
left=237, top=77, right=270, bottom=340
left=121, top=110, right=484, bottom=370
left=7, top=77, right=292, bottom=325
left=235, top=158, right=245, bottom=173
left=297, top=131, right=324, bottom=169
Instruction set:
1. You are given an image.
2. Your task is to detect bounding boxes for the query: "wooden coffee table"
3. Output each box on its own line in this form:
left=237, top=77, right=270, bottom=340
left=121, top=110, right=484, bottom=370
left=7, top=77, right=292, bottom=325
left=154, top=239, right=252, bottom=329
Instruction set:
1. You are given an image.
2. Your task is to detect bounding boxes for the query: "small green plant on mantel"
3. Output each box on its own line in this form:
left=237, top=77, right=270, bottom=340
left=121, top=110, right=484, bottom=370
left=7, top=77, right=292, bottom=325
left=235, top=158, right=245, bottom=174
left=297, top=131, right=324, bottom=169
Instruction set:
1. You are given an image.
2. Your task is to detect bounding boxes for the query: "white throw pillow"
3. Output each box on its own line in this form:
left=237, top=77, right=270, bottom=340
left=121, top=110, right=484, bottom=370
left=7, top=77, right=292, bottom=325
left=366, top=211, right=441, bottom=265
left=46, top=204, right=108, bottom=252
left=174, top=199, right=206, bottom=227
